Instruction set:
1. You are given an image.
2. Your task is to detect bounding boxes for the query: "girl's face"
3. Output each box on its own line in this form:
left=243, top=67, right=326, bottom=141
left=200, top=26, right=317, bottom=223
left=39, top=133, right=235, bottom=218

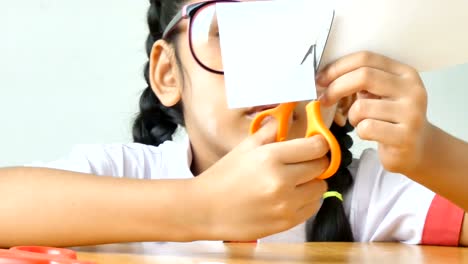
left=151, top=0, right=351, bottom=174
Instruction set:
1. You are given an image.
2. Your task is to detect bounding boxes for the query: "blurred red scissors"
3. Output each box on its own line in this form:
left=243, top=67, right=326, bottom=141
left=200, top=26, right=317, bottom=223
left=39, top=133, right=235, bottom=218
left=0, top=246, right=95, bottom=264
left=249, top=10, right=340, bottom=180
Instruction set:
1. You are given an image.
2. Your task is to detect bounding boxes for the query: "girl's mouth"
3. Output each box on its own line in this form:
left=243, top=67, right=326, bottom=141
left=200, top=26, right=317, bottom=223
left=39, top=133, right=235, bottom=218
left=245, top=104, right=297, bottom=121
left=245, top=104, right=279, bottom=119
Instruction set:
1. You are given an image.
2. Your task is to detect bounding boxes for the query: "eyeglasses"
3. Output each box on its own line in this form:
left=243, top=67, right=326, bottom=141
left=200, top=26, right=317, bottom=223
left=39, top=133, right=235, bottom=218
left=163, top=0, right=241, bottom=75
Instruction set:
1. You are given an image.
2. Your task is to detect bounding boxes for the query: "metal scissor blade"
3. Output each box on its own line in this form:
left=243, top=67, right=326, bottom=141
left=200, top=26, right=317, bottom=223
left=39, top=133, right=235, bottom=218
left=314, top=10, right=335, bottom=73
left=300, top=44, right=317, bottom=73
left=299, top=9, right=335, bottom=73
left=300, top=44, right=316, bottom=65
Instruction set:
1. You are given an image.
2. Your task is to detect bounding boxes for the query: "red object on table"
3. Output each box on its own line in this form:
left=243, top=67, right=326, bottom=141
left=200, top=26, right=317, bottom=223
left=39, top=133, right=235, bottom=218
left=0, top=246, right=95, bottom=264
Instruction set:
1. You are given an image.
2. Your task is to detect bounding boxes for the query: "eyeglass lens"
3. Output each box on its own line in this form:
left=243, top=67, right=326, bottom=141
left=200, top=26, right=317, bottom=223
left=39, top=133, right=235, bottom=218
left=190, top=3, right=224, bottom=73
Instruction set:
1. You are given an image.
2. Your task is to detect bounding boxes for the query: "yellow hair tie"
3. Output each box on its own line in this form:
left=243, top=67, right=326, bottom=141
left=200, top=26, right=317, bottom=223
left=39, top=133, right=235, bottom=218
left=323, top=191, right=343, bottom=202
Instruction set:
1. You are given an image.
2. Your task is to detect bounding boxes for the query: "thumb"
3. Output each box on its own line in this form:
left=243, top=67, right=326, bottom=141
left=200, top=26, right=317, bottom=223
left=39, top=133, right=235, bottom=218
left=239, top=118, right=279, bottom=151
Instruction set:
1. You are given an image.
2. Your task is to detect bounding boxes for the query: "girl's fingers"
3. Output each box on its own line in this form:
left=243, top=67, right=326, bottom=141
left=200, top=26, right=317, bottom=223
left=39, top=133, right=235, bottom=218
left=317, top=51, right=412, bottom=87
left=295, top=201, right=322, bottom=225
left=321, top=67, right=405, bottom=106
left=355, top=119, right=408, bottom=146
left=348, top=99, right=402, bottom=127
left=282, top=158, right=329, bottom=186
left=294, top=179, right=327, bottom=204
left=268, top=135, right=329, bottom=164
left=240, top=119, right=279, bottom=150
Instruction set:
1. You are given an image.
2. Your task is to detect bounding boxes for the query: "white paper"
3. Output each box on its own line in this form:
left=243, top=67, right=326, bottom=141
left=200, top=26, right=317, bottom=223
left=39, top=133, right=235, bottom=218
left=218, top=0, right=468, bottom=109
left=217, top=1, right=332, bottom=109
left=316, top=0, right=468, bottom=73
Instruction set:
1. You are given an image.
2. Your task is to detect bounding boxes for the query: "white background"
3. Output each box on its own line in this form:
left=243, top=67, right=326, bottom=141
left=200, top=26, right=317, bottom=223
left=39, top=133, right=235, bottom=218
left=1, top=1, right=467, bottom=166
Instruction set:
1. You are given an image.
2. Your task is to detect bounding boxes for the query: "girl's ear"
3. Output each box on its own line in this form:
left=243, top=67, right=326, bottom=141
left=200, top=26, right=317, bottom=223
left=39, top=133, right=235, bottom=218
left=149, top=40, right=181, bottom=107
left=333, top=94, right=356, bottom=127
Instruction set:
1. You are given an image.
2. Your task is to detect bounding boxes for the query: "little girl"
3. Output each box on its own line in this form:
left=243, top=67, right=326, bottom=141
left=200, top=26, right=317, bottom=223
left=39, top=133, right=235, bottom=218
left=0, top=0, right=467, bottom=248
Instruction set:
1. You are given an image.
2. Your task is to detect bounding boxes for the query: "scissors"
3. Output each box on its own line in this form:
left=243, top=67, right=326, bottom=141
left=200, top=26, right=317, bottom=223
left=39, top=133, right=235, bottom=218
left=0, top=246, right=95, bottom=264
left=249, top=10, right=340, bottom=180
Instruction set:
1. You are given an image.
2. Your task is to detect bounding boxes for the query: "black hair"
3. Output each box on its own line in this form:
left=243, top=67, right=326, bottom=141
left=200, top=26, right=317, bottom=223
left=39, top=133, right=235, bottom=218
left=133, top=0, right=355, bottom=242
left=132, top=0, right=186, bottom=146
left=306, top=121, right=355, bottom=242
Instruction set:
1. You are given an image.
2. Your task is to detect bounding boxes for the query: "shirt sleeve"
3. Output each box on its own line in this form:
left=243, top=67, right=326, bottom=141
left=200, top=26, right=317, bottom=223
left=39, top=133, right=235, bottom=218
left=347, top=149, right=464, bottom=245
left=421, top=194, right=465, bottom=246
left=24, top=141, right=193, bottom=180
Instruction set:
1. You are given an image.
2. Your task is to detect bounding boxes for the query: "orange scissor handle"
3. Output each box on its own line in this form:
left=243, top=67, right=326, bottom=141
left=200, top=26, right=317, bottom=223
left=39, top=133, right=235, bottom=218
left=305, top=101, right=341, bottom=180
left=10, top=247, right=77, bottom=259
left=0, top=246, right=95, bottom=264
left=249, top=102, right=298, bottom=142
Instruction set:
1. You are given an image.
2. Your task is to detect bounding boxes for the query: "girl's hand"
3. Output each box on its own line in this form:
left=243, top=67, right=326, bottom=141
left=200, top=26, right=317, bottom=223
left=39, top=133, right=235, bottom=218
left=194, top=121, right=329, bottom=242
left=318, top=51, right=430, bottom=175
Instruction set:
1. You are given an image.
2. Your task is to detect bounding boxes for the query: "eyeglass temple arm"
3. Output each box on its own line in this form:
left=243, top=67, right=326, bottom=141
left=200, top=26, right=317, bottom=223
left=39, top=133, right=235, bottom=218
left=162, top=1, right=241, bottom=39
left=163, top=2, right=211, bottom=39
left=162, top=10, right=185, bottom=39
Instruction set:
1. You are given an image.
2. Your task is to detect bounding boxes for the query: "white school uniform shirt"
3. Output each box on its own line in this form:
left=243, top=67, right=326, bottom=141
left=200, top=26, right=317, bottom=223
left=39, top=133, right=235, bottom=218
left=27, top=132, right=464, bottom=247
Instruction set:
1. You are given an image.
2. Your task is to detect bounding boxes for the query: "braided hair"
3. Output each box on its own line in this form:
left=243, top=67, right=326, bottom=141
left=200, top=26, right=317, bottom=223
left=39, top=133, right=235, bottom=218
left=133, top=0, right=355, bottom=242
left=132, top=0, right=186, bottom=146
left=306, top=122, right=355, bottom=241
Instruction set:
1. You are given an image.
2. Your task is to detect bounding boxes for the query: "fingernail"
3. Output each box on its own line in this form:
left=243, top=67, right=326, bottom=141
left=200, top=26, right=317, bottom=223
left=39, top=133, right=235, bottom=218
left=318, top=94, right=328, bottom=104
left=316, top=72, right=326, bottom=85
left=315, top=73, right=323, bottom=83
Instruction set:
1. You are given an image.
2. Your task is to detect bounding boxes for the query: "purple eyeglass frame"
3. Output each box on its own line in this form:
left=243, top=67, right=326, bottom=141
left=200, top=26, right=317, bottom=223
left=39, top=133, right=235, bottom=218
left=162, top=0, right=240, bottom=75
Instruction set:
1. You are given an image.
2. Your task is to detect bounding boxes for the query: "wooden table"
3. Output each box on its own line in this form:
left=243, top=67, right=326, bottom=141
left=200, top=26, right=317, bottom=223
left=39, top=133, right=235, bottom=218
left=73, top=242, right=468, bottom=264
